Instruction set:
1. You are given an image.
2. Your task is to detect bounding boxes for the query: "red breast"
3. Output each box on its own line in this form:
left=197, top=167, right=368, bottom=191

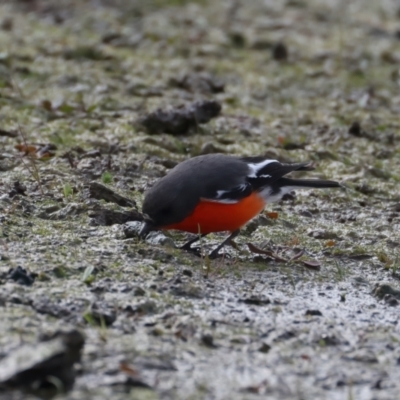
left=163, top=191, right=265, bottom=234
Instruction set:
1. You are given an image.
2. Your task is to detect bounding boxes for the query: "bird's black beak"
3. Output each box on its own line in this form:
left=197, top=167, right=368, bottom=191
left=139, top=221, right=154, bottom=239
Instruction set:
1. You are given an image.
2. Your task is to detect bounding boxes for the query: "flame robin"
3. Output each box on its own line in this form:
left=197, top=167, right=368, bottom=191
left=140, top=154, right=340, bottom=258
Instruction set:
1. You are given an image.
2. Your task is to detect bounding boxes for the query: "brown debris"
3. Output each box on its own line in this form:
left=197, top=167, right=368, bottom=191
left=265, top=211, right=279, bottom=219
left=247, top=243, right=287, bottom=262
left=15, top=143, right=57, bottom=159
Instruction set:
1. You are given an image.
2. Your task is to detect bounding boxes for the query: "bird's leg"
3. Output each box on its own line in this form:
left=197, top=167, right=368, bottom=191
left=209, top=230, right=240, bottom=259
left=180, top=234, right=208, bottom=254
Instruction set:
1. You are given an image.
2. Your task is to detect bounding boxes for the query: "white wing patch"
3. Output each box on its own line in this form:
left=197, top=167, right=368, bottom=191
left=247, top=159, right=277, bottom=178
left=202, top=183, right=248, bottom=204
left=201, top=197, right=239, bottom=204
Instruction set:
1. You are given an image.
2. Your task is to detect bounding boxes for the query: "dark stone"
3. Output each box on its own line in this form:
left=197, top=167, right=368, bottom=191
left=229, top=31, right=246, bottom=48
left=239, top=295, right=270, bottom=306
left=272, top=42, right=288, bottom=61
left=383, top=294, right=399, bottom=306
left=201, top=333, right=217, bottom=348
left=348, top=121, right=362, bottom=136
left=137, top=100, right=222, bottom=135
left=305, top=309, right=323, bottom=316
left=373, top=284, right=400, bottom=300
left=0, top=329, right=84, bottom=396
left=7, top=266, right=35, bottom=286
left=8, top=181, right=27, bottom=198
left=308, top=230, right=340, bottom=240
left=258, top=343, right=271, bottom=353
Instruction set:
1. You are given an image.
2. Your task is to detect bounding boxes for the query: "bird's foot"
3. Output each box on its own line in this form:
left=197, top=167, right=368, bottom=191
left=208, top=230, right=240, bottom=260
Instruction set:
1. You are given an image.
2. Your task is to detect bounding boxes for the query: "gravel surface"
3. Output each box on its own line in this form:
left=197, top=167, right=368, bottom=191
left=0, top=1, right=400, bottom=399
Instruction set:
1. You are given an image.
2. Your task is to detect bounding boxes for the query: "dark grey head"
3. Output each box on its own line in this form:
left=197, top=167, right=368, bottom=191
left=141, top=175, right=199, bottom=228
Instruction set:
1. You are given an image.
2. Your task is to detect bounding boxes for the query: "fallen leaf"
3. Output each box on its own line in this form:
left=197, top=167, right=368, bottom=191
left=248, top=243, right=321, bottom=270
left=15, top=143, right=57, bottom=160
left=119, top=362, right=139, bottom=377
left=15, top=144, right=37, bottom=154
left=289, top=250, right=304, bottom=261
left=277, top=136, right=286, bottom=145
left=301, top=260, right=321, bottom=270
left=247, top=243, right=287, bottom=262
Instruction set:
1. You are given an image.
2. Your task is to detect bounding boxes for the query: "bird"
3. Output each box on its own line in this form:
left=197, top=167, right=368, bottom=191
left=140, top=154, right=341, bottom=258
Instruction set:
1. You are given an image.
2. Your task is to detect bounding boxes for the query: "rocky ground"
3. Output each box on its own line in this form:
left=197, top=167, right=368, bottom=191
left=1, top=0, right=400, bottom=399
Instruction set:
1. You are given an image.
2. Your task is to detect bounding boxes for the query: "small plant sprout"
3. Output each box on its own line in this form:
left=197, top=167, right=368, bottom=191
left=63, top=183, right=73, bottom=198
left=101, top=171, right=113, bottom=184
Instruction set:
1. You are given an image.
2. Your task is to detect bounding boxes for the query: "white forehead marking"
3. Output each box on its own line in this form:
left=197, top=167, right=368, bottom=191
left=247, top=159, right=277, bottom=178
